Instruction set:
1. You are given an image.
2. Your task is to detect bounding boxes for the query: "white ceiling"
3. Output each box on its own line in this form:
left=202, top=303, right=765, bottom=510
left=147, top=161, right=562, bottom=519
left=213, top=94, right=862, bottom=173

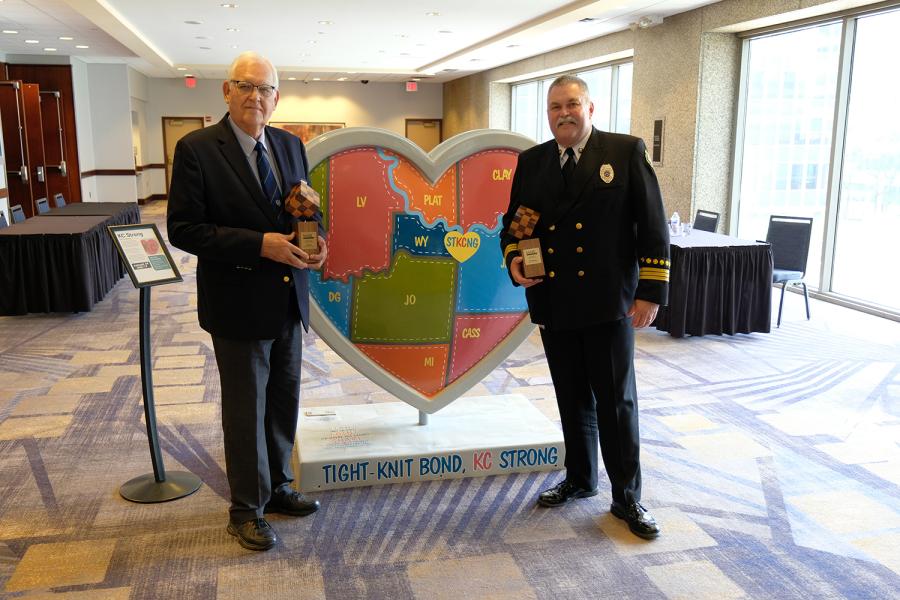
left=0, top=0, right=721, bottom=82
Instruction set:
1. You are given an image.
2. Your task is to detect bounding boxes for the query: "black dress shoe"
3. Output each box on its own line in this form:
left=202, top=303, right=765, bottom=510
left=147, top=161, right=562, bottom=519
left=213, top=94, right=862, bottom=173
left=610, top=501, right=660, bottom=539
left=264, top=490, right=320, bottom=517
left=227, top=517, right=277, bottom=551
left=538, top=480, right=599, bottom=507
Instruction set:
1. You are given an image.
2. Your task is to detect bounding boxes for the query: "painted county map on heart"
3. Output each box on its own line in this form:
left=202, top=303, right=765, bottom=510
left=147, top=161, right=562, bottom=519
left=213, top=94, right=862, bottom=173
left=306, top=134, right=531, bottom=406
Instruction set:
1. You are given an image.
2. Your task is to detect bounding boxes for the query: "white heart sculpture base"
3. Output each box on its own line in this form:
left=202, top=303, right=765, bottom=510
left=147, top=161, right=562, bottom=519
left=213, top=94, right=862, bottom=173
left=294, top=394, right=564, bottom=492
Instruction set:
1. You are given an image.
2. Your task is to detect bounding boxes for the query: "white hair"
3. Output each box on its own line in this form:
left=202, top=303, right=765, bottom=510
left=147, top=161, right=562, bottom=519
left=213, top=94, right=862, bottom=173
left=226, top=51, right=279, bottom=88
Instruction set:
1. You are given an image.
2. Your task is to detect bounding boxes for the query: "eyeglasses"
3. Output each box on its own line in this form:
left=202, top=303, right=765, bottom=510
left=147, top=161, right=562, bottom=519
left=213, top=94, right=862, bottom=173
left=229, top=79, right=277, bottom=98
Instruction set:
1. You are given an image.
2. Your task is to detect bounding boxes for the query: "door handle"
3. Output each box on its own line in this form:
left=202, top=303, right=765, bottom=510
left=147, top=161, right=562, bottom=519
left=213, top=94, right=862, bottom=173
left=19, top=165, right=29, bottom=183
left=36, top=166, right=45, bottom=183
left=59, top=160, right=67, bottom=178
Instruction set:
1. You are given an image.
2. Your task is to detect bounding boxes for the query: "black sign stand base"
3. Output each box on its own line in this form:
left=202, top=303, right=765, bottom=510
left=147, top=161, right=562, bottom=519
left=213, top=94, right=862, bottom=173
left=119, top=287, right=202, bottom=503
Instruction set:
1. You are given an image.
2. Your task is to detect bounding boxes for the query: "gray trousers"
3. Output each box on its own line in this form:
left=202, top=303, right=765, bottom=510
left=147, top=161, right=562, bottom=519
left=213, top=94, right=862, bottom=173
left=212, top=312, right=303, bottom=524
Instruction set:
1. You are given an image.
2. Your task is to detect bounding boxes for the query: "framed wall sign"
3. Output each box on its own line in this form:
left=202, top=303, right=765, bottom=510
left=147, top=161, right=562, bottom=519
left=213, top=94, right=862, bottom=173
left=108, top=223, right=182, bottom=287
left=652, top=117, right=665, bottom=166
left=271, top=122, right=345, bottom=144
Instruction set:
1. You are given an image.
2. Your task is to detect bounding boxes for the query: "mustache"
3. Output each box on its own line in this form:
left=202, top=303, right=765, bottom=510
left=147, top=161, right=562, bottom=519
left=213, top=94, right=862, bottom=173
left=556, top=117, right=577, bottom=127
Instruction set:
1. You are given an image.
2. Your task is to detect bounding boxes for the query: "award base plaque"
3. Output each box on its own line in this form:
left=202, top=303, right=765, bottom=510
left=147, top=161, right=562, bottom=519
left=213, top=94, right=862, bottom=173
left=518, top=238, right=545, bottom=278
left=294, top=221, right=319, bottom=252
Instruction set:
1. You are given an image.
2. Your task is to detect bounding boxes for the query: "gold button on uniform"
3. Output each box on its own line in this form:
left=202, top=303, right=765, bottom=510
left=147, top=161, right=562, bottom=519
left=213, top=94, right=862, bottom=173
left=549, top=271, right=556, bottom=278
left=575, top=223, right=583, bottom=230
left=549, top=225, right=556, bottom=231
left=547, top=248, right=554, bottom=254
left=283, top=276, right=290, bottom=283
left=576, top=246, right=583, bottom=253
left=578, top=270, right=585, bottom=277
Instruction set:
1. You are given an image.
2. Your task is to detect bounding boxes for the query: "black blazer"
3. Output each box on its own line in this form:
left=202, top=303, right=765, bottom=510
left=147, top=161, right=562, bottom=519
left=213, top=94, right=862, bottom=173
left=500, top=128, right=670, bottom=330
left=167, top=114, right=319, bottom=340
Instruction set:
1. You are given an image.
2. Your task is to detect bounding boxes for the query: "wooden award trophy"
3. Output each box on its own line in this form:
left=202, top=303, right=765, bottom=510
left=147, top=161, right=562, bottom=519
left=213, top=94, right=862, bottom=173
left=508, top=205, right=545, bottom=278
left=285, top=180, right=321, bottom=253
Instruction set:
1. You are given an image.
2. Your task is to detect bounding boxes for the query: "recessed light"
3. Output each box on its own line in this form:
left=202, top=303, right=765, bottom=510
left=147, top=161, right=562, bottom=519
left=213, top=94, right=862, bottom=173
left=231, top=44, right=239, bottom=49
left=198, top=46, right=211, bottom=50
left=416, top=43, right=426, bottom=47
left=425, top=11, right=440, bottom=17
left=399, top=52, right=410, bottom=56
left=2, top=30, right=18, bottom=34
left=43, top=48, right=57, bottom=52
left=307, top=40, right=317, bottom=44
left=76, top=45, right=89, bottom=49
left=58, top=36, right=74, bottom=41
left=177, top=67, right=187, bottom=71
left=226, top=27, right=239, bottom=32
left=195, top=36, right=209, bottom=40
left=469, top=58, right=481, bottom=62
left=220, top=3, right=238, bottom=7
left=506, top=44, right=520, bottom=48
left=411, top=77, right=421, bottom=81
left=184, top=20, right=202, bottom=25
left=337, top=77, right=348, bottom=81
left=312, top=77, right=321, bottom=81
left=25, top=39, right=39, bottom=44
left=287, top=76, right=296, bottom=80
left=395, top=34, right=408, bottom=38
left=438, top=30, right=452, bottom=34
left=317, top=20, right=333, bottom=25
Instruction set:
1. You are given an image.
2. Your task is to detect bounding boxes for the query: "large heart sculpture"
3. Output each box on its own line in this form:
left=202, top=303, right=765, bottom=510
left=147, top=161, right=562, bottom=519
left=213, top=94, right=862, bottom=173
left=306, top=128, right=535, bottom=413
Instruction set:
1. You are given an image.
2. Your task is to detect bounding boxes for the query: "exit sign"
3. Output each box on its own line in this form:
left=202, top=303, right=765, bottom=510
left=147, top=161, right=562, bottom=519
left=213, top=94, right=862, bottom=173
left=405, top=81, right=418, bottom=92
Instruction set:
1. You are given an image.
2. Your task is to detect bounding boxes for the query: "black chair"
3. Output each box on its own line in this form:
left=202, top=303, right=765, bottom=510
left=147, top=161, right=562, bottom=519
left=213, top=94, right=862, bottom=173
left=36, top=197, right=50, bottom=214
left=0, top=211, right=7, bottom=229
left=11, top=204, right=26, bottom=223
left=54, top=192, right=66, bottom=208
left=693, top=209, right=719, bottom=232
left=766, top=215, right=813, bottom=327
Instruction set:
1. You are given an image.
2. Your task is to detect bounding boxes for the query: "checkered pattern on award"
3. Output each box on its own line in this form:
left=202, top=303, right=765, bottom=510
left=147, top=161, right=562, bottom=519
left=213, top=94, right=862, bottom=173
left=285, top=181, right=320, bottom=219
left=508, top=205, right=540, bottom=239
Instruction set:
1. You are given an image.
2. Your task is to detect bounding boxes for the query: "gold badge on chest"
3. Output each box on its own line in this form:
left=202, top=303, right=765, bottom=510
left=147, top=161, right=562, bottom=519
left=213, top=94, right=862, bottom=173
left=599, top=163, right=615, bottom=184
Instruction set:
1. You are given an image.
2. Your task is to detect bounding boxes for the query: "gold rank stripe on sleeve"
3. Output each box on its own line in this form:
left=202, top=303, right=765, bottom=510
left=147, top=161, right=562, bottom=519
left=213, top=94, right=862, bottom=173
left=503, top=243, right=519, bottom=263
left=639, top=267, right=670, bottom=282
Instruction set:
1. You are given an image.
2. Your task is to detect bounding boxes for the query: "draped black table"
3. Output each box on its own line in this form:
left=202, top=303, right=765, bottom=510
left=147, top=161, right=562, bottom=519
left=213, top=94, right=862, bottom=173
left=46, top=202, right=140, bottom=219
left=0, top=205, right=140, bottom=315
left=653, top=230, right=773, bottom=338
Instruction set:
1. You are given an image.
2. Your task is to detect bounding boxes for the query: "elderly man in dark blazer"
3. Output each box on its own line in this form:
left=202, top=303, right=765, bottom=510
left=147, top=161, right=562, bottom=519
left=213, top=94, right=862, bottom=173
left=167, top=51, right=326, bottom=551
left=500, top=74, right=669, bottom=540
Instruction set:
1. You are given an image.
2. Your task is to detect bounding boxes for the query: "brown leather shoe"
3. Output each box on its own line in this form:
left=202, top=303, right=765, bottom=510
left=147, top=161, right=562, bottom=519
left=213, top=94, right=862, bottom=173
left=264, top=490, right=320, bottom=517
left=226, top=517, right=277, bottom=551
left=537, top=480, right=599, bottom=507
left=610, top=501, right=660, bottom=539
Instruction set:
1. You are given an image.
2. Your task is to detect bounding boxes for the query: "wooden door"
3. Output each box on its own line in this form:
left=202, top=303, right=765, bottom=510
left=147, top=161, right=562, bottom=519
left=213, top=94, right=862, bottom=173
left=21, top=83, right=47, bottom=210
left=39, top=91, right=70, bottom=204
left=0, top=81, right=33, bottom=217
left=163, top=117, right=204, bottom=194
left=405, top=119, right=442, bottom=152
left=7, top=64, right=83, bottom=203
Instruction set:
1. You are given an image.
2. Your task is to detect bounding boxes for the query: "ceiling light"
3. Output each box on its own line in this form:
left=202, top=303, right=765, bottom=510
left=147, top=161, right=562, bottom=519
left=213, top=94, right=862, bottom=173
left=184, top=20, right=202, bottom=25
left=25, top=39, right=39, bottom=44
left=198, top=46, right=211, bottom=50
left=2, top=30, right=18, bottom=34
left=337, top=77, right=348, bottom=81
left=177, top=67, right=187, bottom=71
left=438, top=30, right=452, bottom=34
left=231, top=44, right=239, bottom=48
left=220, top=3, right=238, bottom=7
left=76, top=45, right=89, bottom=49
left=184, top=74, right=194, bottom=77
left=226, top=27, right=239, bottom=32
left=318, top=20, right=333, bottom=25
left=43, top=48, right=57, bottom=52
left=425, top=11, right=440, bottom=17
left=195, top=36, right=209, bottom=40
left=312, top=77, right=321, bottom=81
left=506, top=44, right=519, bottom=48
left=58, top=36, right=74, bottom=41
left=287, top=76, right=296, bottom=80
left=307, top=40, right=317, bottom=44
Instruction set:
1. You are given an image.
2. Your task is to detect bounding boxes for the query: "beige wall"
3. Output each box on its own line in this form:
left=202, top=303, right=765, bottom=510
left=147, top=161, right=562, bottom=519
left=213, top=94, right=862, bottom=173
left=442, top=0, right=886, bottom=229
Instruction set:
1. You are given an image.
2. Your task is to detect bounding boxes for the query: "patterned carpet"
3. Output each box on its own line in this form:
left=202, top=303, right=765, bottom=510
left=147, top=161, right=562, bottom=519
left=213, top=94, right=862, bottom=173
left=1, top=201, right=899, bottom=599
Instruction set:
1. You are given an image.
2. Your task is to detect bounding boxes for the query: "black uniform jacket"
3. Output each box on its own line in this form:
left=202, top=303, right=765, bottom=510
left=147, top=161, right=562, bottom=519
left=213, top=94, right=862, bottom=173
left=500, top=128, right=670, bottom=330
left=167, top=114, right=322, bottom=340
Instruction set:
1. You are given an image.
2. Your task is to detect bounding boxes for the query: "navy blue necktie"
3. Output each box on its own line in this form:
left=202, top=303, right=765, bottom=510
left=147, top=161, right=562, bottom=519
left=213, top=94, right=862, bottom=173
left=562, top=147, right=576, bottom=188
left=255, top=141, right=282, bottom=216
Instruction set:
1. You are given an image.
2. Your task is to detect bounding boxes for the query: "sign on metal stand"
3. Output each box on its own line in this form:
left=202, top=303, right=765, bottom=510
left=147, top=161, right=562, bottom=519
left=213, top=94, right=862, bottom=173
left=108, top=223, right=202, bottom=503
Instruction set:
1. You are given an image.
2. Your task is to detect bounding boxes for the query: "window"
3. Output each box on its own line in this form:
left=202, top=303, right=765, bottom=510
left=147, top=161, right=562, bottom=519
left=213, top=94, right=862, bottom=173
left=510, top=62, right=633, bottom=143
left=734, top=8, right=900, bottom=311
